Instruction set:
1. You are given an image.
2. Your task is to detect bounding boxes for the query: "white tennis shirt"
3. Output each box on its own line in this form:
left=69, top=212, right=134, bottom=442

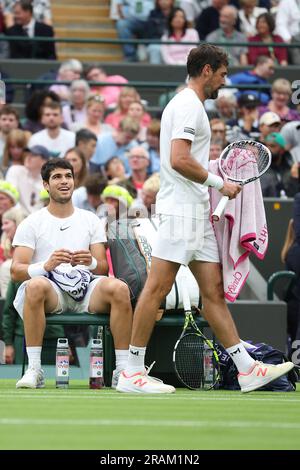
left=13, top=207, right=106, bottom=263
left=156, top=87, right=211, bottom=219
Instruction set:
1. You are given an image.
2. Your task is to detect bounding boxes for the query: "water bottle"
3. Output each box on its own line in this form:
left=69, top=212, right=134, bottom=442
left=203, top=343, right=214, bottom=388
left=55, top=338, right=69, bottom=389
left=89, top=337, right=104, bottom=389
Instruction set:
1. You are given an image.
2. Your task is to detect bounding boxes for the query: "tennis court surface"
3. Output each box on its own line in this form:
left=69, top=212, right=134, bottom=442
left=1, top=380, right=300, bottom=450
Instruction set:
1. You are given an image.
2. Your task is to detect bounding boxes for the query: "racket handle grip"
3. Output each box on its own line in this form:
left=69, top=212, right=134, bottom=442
left=211, top=196, right=229, bottom=222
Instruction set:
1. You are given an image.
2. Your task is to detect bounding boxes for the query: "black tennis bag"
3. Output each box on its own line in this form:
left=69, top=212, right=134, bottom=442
left=107, top=217, right=200, bottom=309
left=107, top=218, right=148, bottom=306
left=215, top=342, right=299, bottom=391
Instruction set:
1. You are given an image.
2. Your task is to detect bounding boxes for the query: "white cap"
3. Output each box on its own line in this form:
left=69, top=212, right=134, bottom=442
left=259, top=111, right=281, bottom=126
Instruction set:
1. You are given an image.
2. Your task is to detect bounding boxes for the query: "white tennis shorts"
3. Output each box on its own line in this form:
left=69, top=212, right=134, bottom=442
left=151, top=215, right=220, bottom=266
left=14, top=276, right=105, bottom=319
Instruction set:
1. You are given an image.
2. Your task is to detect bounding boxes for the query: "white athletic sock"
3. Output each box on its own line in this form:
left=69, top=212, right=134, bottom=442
left=240, top=339, right=256, bottom=351
left=115, top=349, right=128, bottom=371
left=226, top=342, right=255, bottom=374
left=26, top=346, right=42, bottom=370
left=125, top=345, right=146, bottom=374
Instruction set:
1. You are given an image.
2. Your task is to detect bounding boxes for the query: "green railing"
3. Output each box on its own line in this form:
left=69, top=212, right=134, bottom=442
left=1, top=79, right=272, bottom=89
left=0, top=35, right=299, bottom=48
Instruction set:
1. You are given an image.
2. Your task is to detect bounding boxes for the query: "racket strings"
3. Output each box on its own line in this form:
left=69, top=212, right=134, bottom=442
left=175, top=334, right=216, bottom=390
left=220, top=141, right=270, bottom=183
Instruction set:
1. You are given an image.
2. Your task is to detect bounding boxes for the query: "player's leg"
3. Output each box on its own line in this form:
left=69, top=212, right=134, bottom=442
left=116, top=257, right=179, bottom=394
left=16, top=277, right=59, bottom=389
left=189, top=261, right=241, bottom=348
left=88, top=277, right=133, bottom=387
left=88, top=277, right=133, bottom=350
left=189, top=260, right=295, bottom=392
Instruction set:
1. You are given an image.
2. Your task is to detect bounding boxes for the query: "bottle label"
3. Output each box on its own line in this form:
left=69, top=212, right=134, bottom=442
left=90, top=356, right=103, bottom=378
left=203, top=349, right=213, bottom=384
left=56, top=355, right=69, bottom=377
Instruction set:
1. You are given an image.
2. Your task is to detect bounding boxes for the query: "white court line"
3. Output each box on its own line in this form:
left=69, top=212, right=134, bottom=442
left=0, top=417, right=300, bottom=430
left=1, top=392, right=300, bottom=403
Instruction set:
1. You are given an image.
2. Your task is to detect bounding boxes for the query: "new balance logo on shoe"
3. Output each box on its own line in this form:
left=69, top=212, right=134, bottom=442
left=133, top=378, right=147, bottom=387
left=229, top=347, right=241, bottom=356
left=257, top=367, right=267, bottom=377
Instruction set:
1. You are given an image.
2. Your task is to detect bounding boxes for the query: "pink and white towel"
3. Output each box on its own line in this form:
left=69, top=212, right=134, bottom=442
left=208, top=159, right=268, bottom=302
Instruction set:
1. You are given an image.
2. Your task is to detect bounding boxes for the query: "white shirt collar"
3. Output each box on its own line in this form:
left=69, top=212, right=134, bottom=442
left=23, top=18, right=35, bottom=38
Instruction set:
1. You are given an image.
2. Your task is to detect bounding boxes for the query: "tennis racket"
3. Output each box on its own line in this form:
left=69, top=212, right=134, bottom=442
left=212, top=140, right=271, bottom=222
left=173, top=280, right=220, bottom=390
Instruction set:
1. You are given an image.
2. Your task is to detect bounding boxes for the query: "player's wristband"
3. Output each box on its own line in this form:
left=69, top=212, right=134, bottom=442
left=203, top=172, right=224, bottom=191
left=27, top=262, right=47, bottom=278
left=87, top=257, right=97, bottom=270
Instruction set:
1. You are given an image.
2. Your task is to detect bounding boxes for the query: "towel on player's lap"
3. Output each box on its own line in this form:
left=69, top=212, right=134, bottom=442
left=47, top=263, right=93, bottom=301
left=208, top=159, right=268, bottom=302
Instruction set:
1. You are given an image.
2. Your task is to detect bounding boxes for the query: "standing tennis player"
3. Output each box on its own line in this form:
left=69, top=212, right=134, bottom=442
left=117, top=44, right=294, bottom=394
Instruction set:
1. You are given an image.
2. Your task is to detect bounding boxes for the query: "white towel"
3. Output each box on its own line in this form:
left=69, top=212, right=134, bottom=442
left=209, top=159, right=268, bottom=302
left=47, top=263, right=93, bottom=302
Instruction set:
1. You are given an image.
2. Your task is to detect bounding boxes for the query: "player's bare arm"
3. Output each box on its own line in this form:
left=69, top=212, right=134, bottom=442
left=170, top=139, right=241, bottom=199
left=11, top=246, right=73, bottom=282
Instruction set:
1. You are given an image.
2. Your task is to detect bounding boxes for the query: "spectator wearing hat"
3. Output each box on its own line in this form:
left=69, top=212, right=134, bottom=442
left=0, top=180, right=19, bottom=237
left=100, top=184, right=133, bottom=220
left=260, top=132, right=298, bottom=196
left=258, top=111, right=282, bottom=143
left=227, top=93, right=261, bottom=141
left=5, top=145, right=49, bottom=214
left=120, top=146, right=150, bottom=200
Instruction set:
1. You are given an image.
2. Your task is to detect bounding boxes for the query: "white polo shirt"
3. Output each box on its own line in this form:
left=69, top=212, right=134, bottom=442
left=13, top=207, right=106, bottom=263
left=156, top=87, right=211, bottom=219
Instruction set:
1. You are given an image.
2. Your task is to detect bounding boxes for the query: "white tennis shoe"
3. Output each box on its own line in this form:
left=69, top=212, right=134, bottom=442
left=238, top=360, right=294, bottom=393
left=116, top=363, right=175, bottom=394
left=16, top=367, right=45, bottom=389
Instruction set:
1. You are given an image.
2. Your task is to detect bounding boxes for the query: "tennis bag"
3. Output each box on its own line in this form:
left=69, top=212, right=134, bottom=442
left=107, top=217, right=200, bottom=309
left=215, top=342, right=299, bottom=391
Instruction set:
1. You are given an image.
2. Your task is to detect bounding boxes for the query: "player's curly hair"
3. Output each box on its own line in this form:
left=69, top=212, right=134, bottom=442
left=41, top=158, right=74, bottom=182
left=187, top=44, right=229, bottom=78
